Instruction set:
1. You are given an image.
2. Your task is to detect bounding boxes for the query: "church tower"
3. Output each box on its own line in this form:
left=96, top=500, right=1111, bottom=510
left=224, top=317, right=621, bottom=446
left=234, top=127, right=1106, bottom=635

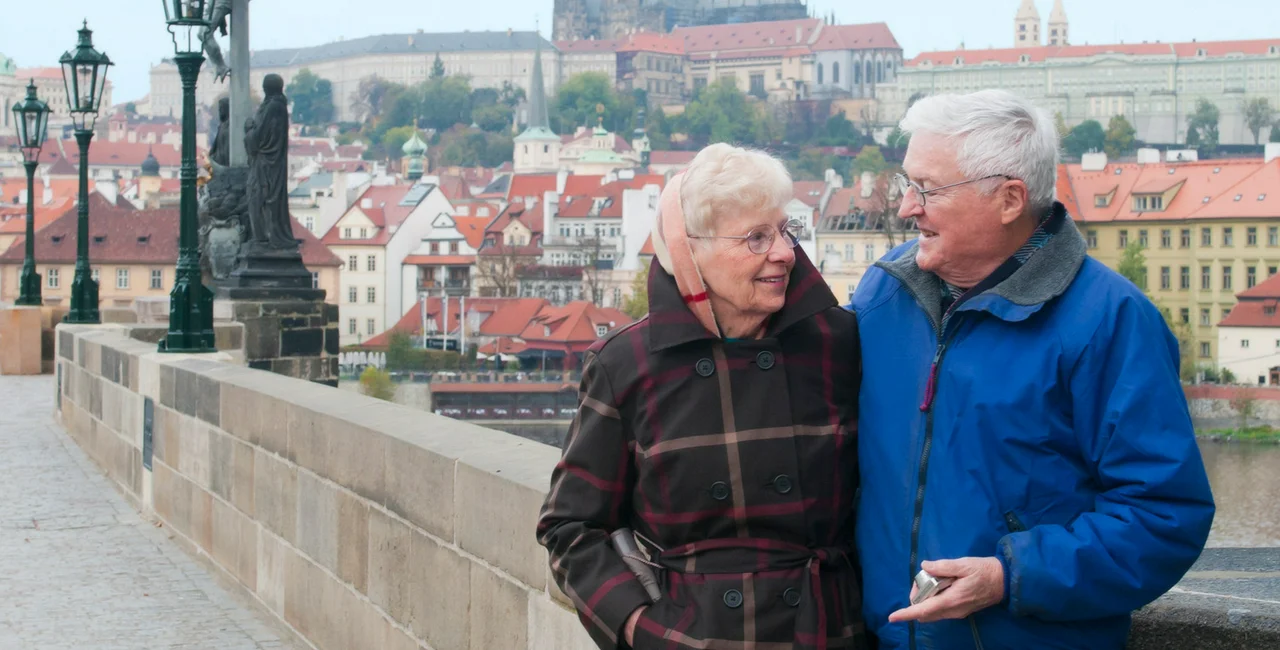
left=1047, top=0, right=1069, bottom=46
left=1014, top=0, right=1041, bottom=48
left=514, top=37, right=561, bottom=174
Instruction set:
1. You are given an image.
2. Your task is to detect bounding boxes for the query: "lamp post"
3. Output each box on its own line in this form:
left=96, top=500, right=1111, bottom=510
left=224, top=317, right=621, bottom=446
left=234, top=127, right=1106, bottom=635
left=11, top=81, right=51, bottom=306
left=59, top=21, right=112, bottom=324
left=159, top=0, right=215, bottom=353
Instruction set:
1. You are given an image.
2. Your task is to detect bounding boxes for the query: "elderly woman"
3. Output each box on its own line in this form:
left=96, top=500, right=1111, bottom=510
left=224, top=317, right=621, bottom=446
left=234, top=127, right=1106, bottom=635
left=538, top=144, right=865, bottom=650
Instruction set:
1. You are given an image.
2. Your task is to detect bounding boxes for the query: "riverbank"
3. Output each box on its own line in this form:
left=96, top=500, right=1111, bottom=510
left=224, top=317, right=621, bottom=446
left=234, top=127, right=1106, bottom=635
left=1197, top=426, right=1280, bottom=443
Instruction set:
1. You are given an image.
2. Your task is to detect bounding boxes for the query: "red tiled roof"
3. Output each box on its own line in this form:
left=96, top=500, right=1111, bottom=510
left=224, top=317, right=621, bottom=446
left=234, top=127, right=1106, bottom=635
left=561, top=132, right=635, bottom=154
left=453, top=216, right=489, bottom=249
left=436, top=174, right=473, bottom=201
left=674, top=18, right=823, bottom=55
left=558, top=174, right=666, bottom=219
left=0, top=193, right=176, bottom=265
left=402, top=255, right=475, bottom=266
left=639, top=234, right=655, bottom=256
left=15, top=67, right=63, bottom=80
left=909, top=38, right=1280, bottom=67
left=1059, top=158, right=1277, bottom=223
left=478, top=298, right=551, bottom=336
left=688, top=46, right=811, bottom=62
left=336, top=144, right=366, bottom=159
left=649, top=150, right=697, bottom=166
left=295, top=220, right=342, bottom=267
left=363, top=296, right=522, bottom=348
left=60, top=141, right=183, bottom=168
left=810, top=23, right=900, bottom=52
left=617, top=32, right=685, bottom=55
left=290, top=139, right=336, bottom=158
left=486, top=201, right=546, bottom=237
left=792, top=181, right=827, bottom=208
left=1219, top=300, right=1280, bottom=328
left=520, top=301, right=633, bottom=346
left=1238, top=272, right=1280, bottom=300
left=507, top=173, right=558, bottom=201
left=47, top=157, right=79, bottom=176
left=320, top=160, right=369, bottom=173
left=556, top=39, right=620, bottom=53
left=477, top=340, right=528, bottom=355
left=320, top=183, right=418, bottom=246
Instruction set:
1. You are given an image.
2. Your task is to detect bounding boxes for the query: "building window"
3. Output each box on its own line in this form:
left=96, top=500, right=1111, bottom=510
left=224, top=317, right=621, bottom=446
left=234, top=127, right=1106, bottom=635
left=1086, top=230, right=1097, bottom=248
left=150, top=269, right=163, bottom=289
left=1180, top=266, right=1190, bottom=290
left=1160, top=267, right=1170, bottom=290
left=833, top=62, right=840, bottom=84
left=450, top=241, right=460, bottom=254
left=1224, top=307, right=1233, bottom=321
left=367, top=319, right=376, bottom=335
left=342, top=227, right=352, bottom=239
left=359, top=228, right=368, bottom=239
left=1248, top=227, right=1258, bottom=246
left=348, top=286, right=357, bottom=303
left=1248, top=266, right=1258, bottom=288
left=92, top=268, right=100, bottom=284
left=367, top=287, right=377, bottom=303
left=845, top=244, right=854, bottom=261
left=348, top=255, right=357, bottom=271
left=116, top=268, right=130, bottom=289
left=367, top=255, right=376, bottom=272
left=1200, top=308, right=1211, bottom=326
left=1180, top=308, right=1190, bottom=324
left=1118, top=230, right=1128, bottom=248
left=864, top=244, right=875, bottom=262
left=1223, top=266, right=1233, bottom=290
left=303, top=216, right=315, bottom=232
left=1223, top=227, right=1234, bottom=246
left=1181, top=228, right=1191, bottom=248
left=817, top=63, right=824, bottom=85
left=1160, top=229, right=1171, bottom=248
left=749, top=73, right=766, bottom=98
left=1200, top=342, right=1211, bottom=358
left=348, top=318, right=357, bottom=335
left=47, top=268, right=59, bottom=288
left=311, top=272, right=319, bottom=289
left=1271, top=226, right=1279, bottom=246
left=1242, top=339, right=1251, bottom=349
left=595, top=324, right=608, bottom=337
left=1271, top=266, right=1279, bottom=278
left=1202, top=227, right=1212, bottom=246
left=1137, top=230, right=1148, bottom=248
left=1201, top=266, right=1212, bottom=290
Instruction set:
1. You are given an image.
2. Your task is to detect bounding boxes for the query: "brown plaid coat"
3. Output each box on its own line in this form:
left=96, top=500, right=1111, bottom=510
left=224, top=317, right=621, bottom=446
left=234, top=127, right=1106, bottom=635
left=538, top=252, right=865, bottom=650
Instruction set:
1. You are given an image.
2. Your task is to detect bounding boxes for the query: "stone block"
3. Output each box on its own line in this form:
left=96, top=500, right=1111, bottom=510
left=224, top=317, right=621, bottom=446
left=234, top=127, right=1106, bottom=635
left=381, top=619, right=421, bottom=650
left=191, top=486, right=214, bottom=553
left=323, top=303, right=339, bottom=322
left=153, top=407, right=180, bottom=470
left=230, top=437, right=255, bottom=517
left=286, top=402, right=332, bottom=477
left=455, top=445, right=557, bottom=591
left=281, top=317, right=309, bottom=329
left=236, top=516, right=258, bottom=589
left=177, top=414, right=211, bottom=490
left=280, top=328, right=323, bottom=357
left=173, top=366, right=199, bottom=418
left=470, top=562, right=529, bottom=650
left=328, top=421, right=386, bottom=507
left=101, top=381, right=122, bottom=434
left=159, top=364, right=176, bottom=410
left=257, top=528, right=288, bottom=617
left=211, top=496, right=243, bottom=577
left=214, top=323, right=243, bottom=351
left=243, top=317, right=281, bottom=360
left=254, top=449, right=298, bottom=544
left=368, top=508, right=413, bottom=624
left=209, top=428, right=234, bottom=503
left=271, top=358, right=298, bottom=377
left=264, top=300, right=321, bottom=317
left=296, top=472, right=338, bottom=572
left=248, top=359, right=272, bottom=372
left=529, top=595, right=597, bottom=650
left=88, top=372, right=102, bottom=420
left=196, top=373, right=221, bottom=426
left=153, top=459, right=176, bottom=523
left=324, top=328, right=340, bottom=355
left=284, top=546, right=323, bottom=641
left=407, top=529, right=471, bottom=649
left=384, top=436, right=455, bottom=542
left=336, top=489, right=369, bottom=594
left=58, top=329, right=74, bottom=360
left=0, top=307, right=45, bottom=376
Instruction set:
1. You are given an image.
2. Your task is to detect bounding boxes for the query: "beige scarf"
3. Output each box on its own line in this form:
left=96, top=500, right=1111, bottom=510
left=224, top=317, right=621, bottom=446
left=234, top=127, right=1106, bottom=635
left=651, top=172, right=722, bottom=338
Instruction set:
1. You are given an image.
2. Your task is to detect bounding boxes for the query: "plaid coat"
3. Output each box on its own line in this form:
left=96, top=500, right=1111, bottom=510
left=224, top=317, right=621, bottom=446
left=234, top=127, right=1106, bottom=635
left=538, top=252, right=865, bottom=650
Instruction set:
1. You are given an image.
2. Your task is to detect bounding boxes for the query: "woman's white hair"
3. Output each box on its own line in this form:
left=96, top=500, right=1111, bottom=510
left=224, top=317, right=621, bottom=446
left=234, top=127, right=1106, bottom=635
left=900, top=89, right=1059, bottom=216
left=653, top=143, right=793, bottom=273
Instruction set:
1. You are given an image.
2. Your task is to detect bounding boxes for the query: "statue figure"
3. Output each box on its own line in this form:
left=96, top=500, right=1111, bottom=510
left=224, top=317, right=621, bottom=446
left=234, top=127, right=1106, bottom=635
left=200, top=0, right=234, bottom=82
left=209, top=96, right=231, bottom=167
left=243, top=74, right=295, bottom=250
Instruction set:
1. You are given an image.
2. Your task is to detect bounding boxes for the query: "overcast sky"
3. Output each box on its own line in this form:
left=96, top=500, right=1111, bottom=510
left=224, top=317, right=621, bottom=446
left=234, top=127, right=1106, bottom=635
left=3, top=0, right=1278, bottom=103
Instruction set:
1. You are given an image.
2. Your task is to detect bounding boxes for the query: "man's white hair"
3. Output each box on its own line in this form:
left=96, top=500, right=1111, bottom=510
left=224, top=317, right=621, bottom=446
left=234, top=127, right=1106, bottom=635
left=653, top=143, right=793, bottom=273
left=900, top=89, right=1059, bottom=215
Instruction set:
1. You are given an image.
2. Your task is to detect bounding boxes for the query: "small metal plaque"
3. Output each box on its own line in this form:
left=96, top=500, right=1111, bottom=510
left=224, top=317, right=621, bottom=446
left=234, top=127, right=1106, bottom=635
left=142, top=397, right=155, bottom=471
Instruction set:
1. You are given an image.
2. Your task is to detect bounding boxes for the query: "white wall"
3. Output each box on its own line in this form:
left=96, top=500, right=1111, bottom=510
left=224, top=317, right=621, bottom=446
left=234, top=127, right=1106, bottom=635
left=385, top=187, right=454, bottom=327
left=1219, top=325, right=1280, bottom=385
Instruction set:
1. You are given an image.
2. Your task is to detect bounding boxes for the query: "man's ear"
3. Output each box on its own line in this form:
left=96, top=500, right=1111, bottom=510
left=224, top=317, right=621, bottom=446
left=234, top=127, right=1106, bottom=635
left=999, top=180, right=1029, bottom=226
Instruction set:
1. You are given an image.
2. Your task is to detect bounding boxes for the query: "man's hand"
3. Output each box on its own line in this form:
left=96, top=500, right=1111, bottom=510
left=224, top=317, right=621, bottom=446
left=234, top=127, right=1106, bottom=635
left=888, top=557, right=1004, bottom=624
left=623, top=605, right=647, bottom=647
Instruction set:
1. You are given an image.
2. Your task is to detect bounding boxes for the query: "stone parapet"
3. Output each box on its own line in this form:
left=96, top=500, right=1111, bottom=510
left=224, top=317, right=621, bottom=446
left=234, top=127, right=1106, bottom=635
left=50, top=323, right=1280, bottom=650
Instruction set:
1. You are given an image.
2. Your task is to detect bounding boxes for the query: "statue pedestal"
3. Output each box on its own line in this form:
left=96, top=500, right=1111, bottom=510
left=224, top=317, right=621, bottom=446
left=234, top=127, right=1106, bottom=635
left=227, top=244, right=314, bottom=291
left=216, top=292, right=338, bottom=387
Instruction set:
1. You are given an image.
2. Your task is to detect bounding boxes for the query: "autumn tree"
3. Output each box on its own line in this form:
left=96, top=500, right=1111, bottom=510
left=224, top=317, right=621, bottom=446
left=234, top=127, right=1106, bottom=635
left=1244, top=97, right=1275, bottom=146
left=1117, top=240, right=1148, bottom=291
left=1104, top=115, right=1137, bottom=159
left=359, top=366, right=396, bottom=401
left=622, top=266, right=650, bottom=319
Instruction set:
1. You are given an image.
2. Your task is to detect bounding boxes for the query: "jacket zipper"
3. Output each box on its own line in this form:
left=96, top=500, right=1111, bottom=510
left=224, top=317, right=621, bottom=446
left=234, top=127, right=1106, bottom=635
left=908, top=337, right=948, bottom=650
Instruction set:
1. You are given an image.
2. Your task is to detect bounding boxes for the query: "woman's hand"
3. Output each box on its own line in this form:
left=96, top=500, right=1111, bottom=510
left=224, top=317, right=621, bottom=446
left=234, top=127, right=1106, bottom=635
left=624, top=605, right=647, bottom=647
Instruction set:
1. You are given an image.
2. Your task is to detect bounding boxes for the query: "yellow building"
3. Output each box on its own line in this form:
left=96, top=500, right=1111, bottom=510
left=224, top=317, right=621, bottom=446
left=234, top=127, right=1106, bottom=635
left=815, top=174, right=914, bottom=303
left=1062, top=149, right=1280, bottom=364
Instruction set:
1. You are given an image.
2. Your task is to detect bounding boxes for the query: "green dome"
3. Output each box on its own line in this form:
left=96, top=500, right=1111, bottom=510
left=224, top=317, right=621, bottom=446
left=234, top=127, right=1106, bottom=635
left=402, top=131, right=427, bottom=156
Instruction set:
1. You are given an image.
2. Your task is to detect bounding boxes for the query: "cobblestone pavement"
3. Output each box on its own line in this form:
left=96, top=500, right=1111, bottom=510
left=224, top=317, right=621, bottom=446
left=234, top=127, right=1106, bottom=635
left=0, top=375, right=308, bottom=650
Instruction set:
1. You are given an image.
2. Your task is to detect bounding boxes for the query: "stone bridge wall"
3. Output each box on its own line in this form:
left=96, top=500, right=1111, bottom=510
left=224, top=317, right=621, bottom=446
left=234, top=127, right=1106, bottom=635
left=52, top=323, right=1280, bottom=650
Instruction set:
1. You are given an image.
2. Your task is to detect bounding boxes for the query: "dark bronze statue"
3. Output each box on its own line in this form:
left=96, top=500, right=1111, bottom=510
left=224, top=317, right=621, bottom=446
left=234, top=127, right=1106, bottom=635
left=209, top=96, right=230, bottom=167
left=244, top=74, right=295, bottom=249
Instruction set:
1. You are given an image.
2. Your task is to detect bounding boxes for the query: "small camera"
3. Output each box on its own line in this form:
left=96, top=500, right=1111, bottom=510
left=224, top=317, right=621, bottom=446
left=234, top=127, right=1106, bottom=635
left=911, top=569, right=955, bottom=605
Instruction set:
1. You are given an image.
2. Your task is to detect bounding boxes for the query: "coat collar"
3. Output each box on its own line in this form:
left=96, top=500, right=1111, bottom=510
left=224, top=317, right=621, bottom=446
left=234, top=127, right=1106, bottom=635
left=647, top=247, right=838, bottom=352
left=874, top=202, right=1087, bottom=329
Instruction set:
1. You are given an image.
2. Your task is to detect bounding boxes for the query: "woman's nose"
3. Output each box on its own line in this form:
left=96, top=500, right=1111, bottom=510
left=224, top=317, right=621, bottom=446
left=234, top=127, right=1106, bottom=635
left=766, top=233, right=796, bottom=264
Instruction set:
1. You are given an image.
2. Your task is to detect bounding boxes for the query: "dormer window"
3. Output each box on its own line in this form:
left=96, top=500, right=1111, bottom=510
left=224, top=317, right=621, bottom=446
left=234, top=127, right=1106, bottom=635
left=1260, top=194, right=1268, bottom=201
left=1197, top=48, right=1207, bottom=57
left=1270, top=45, right=1279, bottom=55
left=544, top=325, right=552, bottom=337
left=1168, top=168, right=1176, bottom=175
left=1019, top=54, right=1030, bottom=64
left=1235, top=194, right=1244, bottom=201
left=1203, top=196, right=1211, bottom=203
left=1214, top=167, right=1221, bottom=173
left=596, top=325, right=608, bottom=337
left=342, top=227, right=352, bottom=239
left=1133, top=194, right=1165, bottom=212
left=953, top=56, right=963, bottom=65
left=1268, top=306, right=1278, bottom=316
left=1114, top=168, right=1123, bottom=175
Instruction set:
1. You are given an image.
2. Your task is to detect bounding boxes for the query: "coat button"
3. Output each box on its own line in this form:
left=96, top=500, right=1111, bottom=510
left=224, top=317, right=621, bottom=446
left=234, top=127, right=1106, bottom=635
left=695, top=358, right=715, bottom=377
left=772, top=474, right=793, bottom=494
left=755, top=351, right=775, bottom=370
left=782, top=588, right=801, bottom=607
left=710, top=481, right=730, bottom=501
left=723, top=589, right=744, bottom=609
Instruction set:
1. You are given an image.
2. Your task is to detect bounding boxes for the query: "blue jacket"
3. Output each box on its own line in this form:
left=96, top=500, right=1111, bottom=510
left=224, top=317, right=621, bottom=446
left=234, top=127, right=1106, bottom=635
left=850, top=207, right=1214, bottom=650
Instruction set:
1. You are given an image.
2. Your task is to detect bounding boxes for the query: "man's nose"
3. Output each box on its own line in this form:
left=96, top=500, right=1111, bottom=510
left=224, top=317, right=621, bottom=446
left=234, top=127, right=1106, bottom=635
left=899, top=192, right=924, bottom=219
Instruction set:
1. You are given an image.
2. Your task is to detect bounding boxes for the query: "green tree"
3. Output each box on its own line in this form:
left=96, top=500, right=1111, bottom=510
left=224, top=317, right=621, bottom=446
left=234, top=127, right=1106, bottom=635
left=622, top=266, right=649, bottom=319
left=675, top=80, right=768, bottom=146
left=1117, top=240, right=1148, bottom=291
left=789, top=149, right=849, bottom=182
left=645, top=106, right=672, bottom=151
left=419, top=76, right=474, bottom=132
left=885, top=125, right=910, bottom=151
left=124, top=102, right=137, bottom=115
left=1243, top=98, right=1275, bottom=146
left=286, top=68, right=335, bottom=126
left=499, top=81, right=526, bottom=108
left=820, top=111, right=860, bottom=147
left=1158, top=305, right=1197, bottom=381
left=359, top=366, right=396, bottom=401
left=351, top=75, right=401, bottom=123
left=1271, top=123, right=1280, bottom=143
left=1104, top=115, right=1138, bottom=159
left=1054, top=111, right=1070, bottom=142
left=472, top=103, right=514, bottom=132
left=431, top=52, right=446, bottom=79
left=853, top=146, right=888, bottom=177
left=380, top=125, right=417, bottom=160
left=1187, top=99, right=1220, bottom=157
left=554, top=72, right=624, bottom=133
left=1062, top=119, right=1105, bottom=159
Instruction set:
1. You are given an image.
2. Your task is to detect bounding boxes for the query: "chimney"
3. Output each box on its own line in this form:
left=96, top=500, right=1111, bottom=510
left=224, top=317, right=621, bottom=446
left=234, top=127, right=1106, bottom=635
left=860, top=172, right=875, bottom=199
left=42, top=185, right=53, bottom=205
left=1080, top=152, right=1108, bottom=171
left=544, top=190, right=559, bottom=237
left=796, top=26, right=803, bottom=43
left=556, top=168, right=569, bottom=194
left=95, top=180, right=118, bottom=205
left=1136, top=148, right=1160, bottom=164
left=361, top=197, right=374, bottom=209
left=824, top=168, right=843, bottom=189
left=1266, top=142, right=1280, bottom=164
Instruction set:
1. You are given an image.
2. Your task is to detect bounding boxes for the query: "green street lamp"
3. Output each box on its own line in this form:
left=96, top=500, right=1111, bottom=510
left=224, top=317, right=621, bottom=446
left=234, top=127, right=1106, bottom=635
left=59, top=21, right=112, bottom=324
left=159, top=0, right=215, bottom=353
left=11, top=80, right=51, bottom=306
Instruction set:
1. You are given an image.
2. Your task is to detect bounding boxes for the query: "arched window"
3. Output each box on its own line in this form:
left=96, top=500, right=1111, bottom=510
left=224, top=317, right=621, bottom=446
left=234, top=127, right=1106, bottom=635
left=855, top=62, right=862, bottom=85
left=877, top=61, right=884, bottom=82
left=865, top=61, right=873, bottom=85
left=833, top=62, right=840, bottom=84
left=817, top=63, right=824, bottom=85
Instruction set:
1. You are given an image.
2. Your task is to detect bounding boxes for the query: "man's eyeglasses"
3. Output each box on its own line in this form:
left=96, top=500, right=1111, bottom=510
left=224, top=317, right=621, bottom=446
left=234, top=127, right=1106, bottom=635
left=894, top=173, right=1012, bottom=207
left=689, top=218, right=804, bottom=255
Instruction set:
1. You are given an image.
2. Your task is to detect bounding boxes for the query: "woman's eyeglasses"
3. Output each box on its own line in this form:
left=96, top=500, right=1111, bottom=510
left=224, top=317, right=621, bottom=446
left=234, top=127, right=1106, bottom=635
left=689, top=219, right=804, bottom=255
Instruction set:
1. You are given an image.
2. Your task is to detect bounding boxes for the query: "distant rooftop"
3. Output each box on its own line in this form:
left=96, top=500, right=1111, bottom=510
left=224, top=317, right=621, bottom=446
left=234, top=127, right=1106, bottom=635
left=251, top=31, right=556, bottom=68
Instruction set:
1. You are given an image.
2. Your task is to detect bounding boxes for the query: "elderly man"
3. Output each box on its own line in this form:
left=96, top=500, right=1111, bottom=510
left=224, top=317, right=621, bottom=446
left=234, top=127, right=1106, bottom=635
left=851, top=89, right=1215, bottom=649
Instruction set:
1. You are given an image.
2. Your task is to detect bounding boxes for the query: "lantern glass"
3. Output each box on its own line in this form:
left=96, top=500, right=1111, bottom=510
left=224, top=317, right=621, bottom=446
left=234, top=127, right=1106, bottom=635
left=165, top=0, right=209, bottom=55
left=59, top=22, right=113, bottom=131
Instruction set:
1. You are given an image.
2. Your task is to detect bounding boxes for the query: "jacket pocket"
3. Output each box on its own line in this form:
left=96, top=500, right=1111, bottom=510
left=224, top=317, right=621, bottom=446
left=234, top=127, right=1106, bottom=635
left=1003, top=510, right=1027, bottom=534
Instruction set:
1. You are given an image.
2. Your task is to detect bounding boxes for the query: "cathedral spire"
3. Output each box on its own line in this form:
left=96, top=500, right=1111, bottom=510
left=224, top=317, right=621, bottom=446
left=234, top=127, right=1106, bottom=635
left=527, top=34, right=550, bottom=131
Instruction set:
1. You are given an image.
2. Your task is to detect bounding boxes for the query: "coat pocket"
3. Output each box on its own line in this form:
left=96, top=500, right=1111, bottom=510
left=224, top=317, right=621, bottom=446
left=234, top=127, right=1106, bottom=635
left=631, top=597, right=694, bottom=650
